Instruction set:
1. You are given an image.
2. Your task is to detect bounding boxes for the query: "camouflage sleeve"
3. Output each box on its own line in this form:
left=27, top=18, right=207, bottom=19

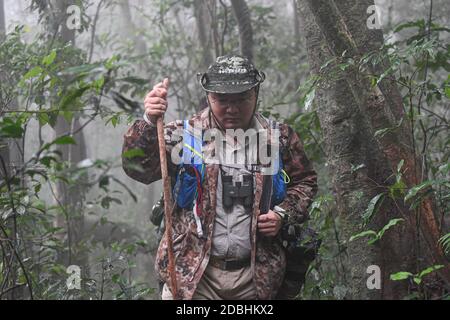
left=121, top=119, right=181, bottom=185
left=278, top=124, right=318, bottom=224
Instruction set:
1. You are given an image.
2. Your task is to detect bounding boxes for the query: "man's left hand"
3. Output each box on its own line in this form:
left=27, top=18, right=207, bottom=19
left=257, top=210, right=282, bottom=237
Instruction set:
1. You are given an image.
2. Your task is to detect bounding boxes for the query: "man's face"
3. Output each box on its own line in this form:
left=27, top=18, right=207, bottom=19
left=208, top=88, right=257, bottom=130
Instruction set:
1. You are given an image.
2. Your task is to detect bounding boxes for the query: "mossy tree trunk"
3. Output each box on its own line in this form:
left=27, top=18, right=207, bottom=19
left=297, top=0, right=422, bottom=299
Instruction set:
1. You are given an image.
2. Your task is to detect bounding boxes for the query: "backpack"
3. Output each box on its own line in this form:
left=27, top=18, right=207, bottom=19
left=172, top=120, right=288, bottom=210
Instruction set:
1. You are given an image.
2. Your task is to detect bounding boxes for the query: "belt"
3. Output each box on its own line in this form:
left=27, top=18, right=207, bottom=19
left=209, top=255, right=251, bottom=271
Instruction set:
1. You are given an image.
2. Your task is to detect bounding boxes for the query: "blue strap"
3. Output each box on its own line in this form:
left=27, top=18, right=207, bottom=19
left=183, top=120, right=203, bottom=165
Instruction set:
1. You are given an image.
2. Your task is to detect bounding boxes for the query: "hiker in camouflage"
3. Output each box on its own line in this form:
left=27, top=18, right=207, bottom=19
left=122, top=54, right=318, bottom=300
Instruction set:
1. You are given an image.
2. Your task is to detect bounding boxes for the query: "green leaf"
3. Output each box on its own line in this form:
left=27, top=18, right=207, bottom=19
left=445, top=86, right=450, bottom=99
left=100, top=216, right=108, bottom=225
left=111, top=274, right=120, bottom=283
left=349, top=230, right=377, bottom=242
left=105, top=55, right=119, bottom=70
left=404, top=180, right=434, bottom=202
left=18, top=273, right=27, bottom=285
left=101, top=196, right=122, bottom=209
left=438, top=233, right=450, bottom=253
left=47, top=111, right=59, bottom=128
left=376, top=67, right=394, bottom=86
left=393, top=19, right=425, bottom=33
left=54, top=136, right=76, bottom=145
left=390, top=271, right=413, bottom=281
left=374, top=127, right=391, bottom=138
left=93, top=75, right=105, bottom=93
left=37, top=112, right=49, bottom=126
left=303, top=88, right=315, bottom=111
left=105, top=114, right=121, bottom=128
left=1, top=122, right=24, bottom=138
left=377, top=218, right=404, bottom=240
left=339, top=63, right=350, bottom=71
left=362, top=194, right=384, bottom=226
left=101, top=197, right=110, bottom=209
left=50, top=264, right=67, bottom=275
left=371, top=76, right=378, bottom=87
left=389, top=179, right=407, bottom=199
left=122, top=148, right=145, bottom=159
left=39, top=156, right=57, bottom=167
left=62, top=111, right=74, bottom=124
left=319, top=57, right=336, bottom=71
left=438, top=163, right=450, bottom=175
left=59, top=87, right=89, bottom=110
left=375, top=119, right=406, bottom=139
left=397, top=159, right=404, bottom=174
left=42, top=50, right=57, bottom=66
left=60, top=64, right=101, bottom=76
left=34, top=183, right=42, bottom=194
left=23, top=66, right=43, bottom=80
left=418, top=265, right=444, bottom=279
left=118, top=76, right=148, bottom=86
left=99, top=176, right=109, bottom=189
left=136, top=240, right=147, bottom=247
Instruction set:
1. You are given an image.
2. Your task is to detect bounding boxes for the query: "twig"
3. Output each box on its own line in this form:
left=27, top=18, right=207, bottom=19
left=88, top=0, right=105, bottom=63
left=219, top=0, right=228, bottom=56
left=0, top=224, right=34, bottom=299
left=47, top=180, right=72, bottom=265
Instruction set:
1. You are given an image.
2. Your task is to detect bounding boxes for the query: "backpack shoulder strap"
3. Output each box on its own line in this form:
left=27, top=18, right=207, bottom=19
left=182, top=120, right=204, bottom=165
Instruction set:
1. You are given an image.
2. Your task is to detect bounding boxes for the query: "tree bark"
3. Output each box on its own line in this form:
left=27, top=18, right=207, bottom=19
left=303, top=0, right=449, bottom=286
left=0, top=0, right=4, bottom=33
left=0, top=0, right=27, bottom=299
left=330, top=0, right=405, bottom=127
left=205, top=0, right=220, bottom=58
left=118, top=0, right=148, bottom=68
left=193, top=0, right=214, bottom=68
left=50, top=0, right=88, bottom=270
left=297, top=0, right=419, bottom=299
left=230, top=0, right=253, bottom=61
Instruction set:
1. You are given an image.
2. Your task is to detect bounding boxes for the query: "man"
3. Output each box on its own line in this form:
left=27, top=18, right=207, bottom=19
left=122, top=54, right=317, bottom=300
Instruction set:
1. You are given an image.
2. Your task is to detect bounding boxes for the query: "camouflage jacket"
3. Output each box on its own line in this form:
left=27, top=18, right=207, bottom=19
left=122, top=108, right=318, bottom=300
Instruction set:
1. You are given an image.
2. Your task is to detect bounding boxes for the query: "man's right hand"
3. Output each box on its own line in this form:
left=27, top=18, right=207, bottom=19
left=144, top=78, right=170, bottom=124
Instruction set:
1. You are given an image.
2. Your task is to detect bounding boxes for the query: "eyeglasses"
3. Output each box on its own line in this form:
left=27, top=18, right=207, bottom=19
left=209, top=94, right=254, bottom=109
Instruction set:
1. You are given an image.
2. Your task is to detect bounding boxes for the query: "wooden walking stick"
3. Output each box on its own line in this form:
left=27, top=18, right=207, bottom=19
left=156, top=78, right=178, bottom=299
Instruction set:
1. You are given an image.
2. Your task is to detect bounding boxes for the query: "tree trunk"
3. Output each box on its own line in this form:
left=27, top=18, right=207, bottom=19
left=193, top=0, right=214, bottom=69
left=289, top=0, right=303, bottom=115
left=303, top=0, right=450, bottom=285
left=0, top=0, right=28, bottom=299
left=0, top=0, right=6, bottom=177
left=118, top=0, right=148, bottom=68
left=204, top=0, right=220, bottom=58
left=53, top=117, right=87, bottom=267
left=50, top=0, right=88, bottom=271
left=0, top=0, right=4, bottom=33
left=230, top=0, right=253, bottom=61
left=297, top=0, right=419, bottom=299
left=1, top=0, right=33, bottom=175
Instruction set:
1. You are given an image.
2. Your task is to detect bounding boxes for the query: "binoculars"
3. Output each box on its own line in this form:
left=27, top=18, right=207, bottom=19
left=222, top=174, right=253, bottom=209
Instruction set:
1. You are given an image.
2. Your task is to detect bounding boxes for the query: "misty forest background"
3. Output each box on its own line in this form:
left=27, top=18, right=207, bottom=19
left=0, top=0, right=449, bottom=300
